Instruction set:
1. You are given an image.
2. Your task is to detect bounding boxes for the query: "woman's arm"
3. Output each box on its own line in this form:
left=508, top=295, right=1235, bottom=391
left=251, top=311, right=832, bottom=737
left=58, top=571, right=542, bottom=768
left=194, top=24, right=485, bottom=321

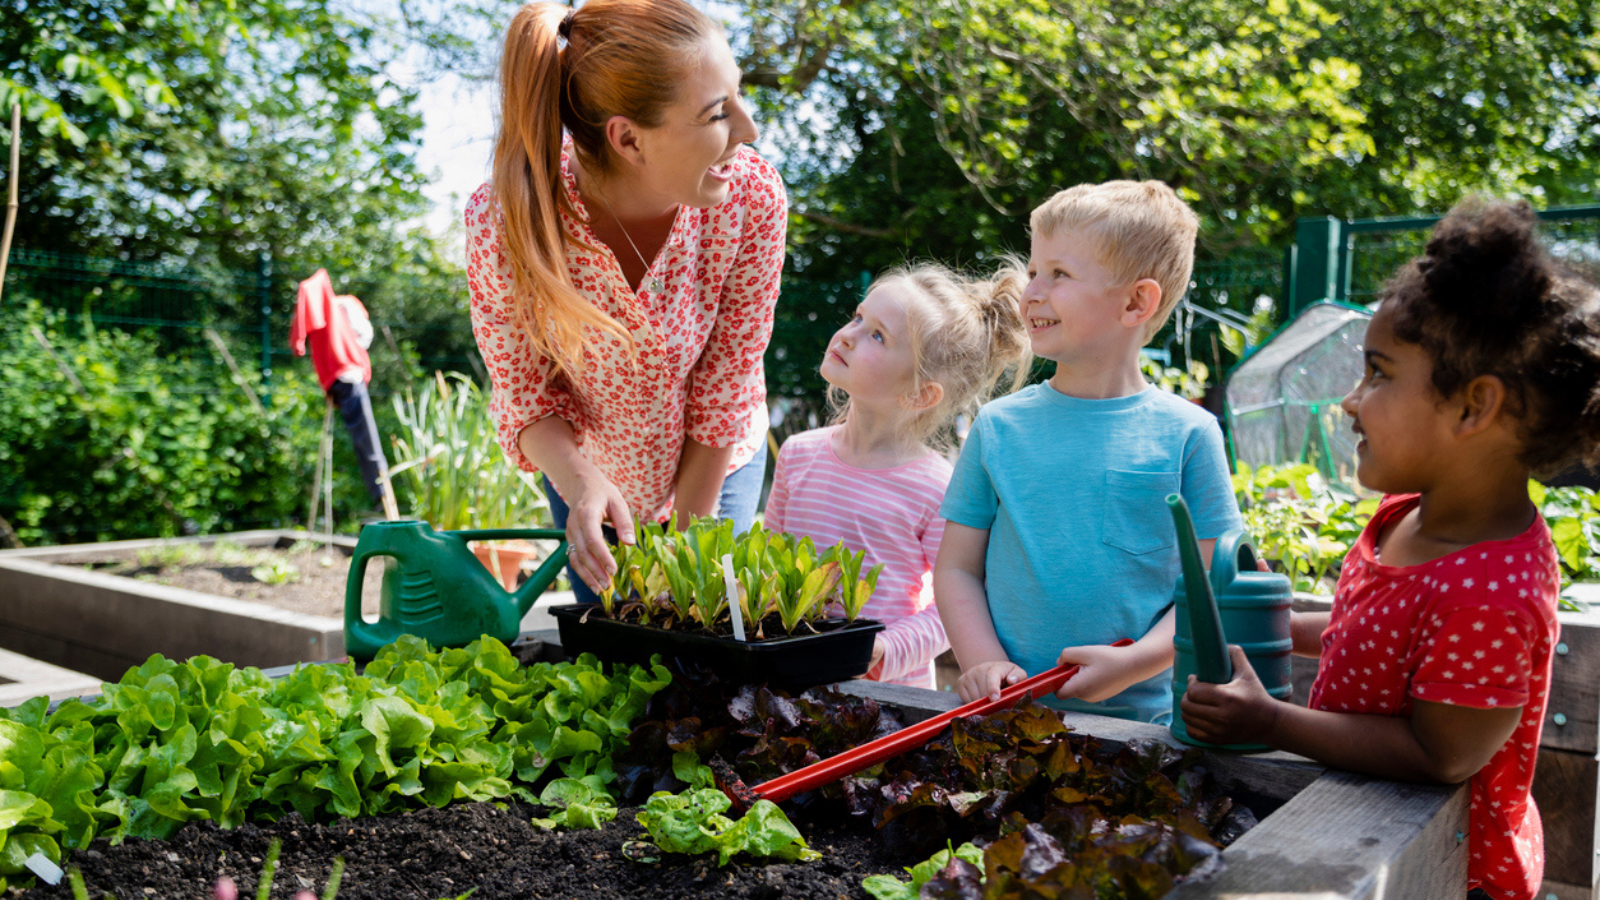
left=517, top=417, right=634, bottom=593
left=1181, top=645, right=1522, bottom=783
left=673, top=437, right=736, bottom=524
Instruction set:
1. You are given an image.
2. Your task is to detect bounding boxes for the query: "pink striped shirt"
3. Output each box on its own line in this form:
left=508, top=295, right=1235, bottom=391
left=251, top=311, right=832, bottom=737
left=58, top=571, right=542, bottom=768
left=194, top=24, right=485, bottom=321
left=763, top=426, right=950, bottom=688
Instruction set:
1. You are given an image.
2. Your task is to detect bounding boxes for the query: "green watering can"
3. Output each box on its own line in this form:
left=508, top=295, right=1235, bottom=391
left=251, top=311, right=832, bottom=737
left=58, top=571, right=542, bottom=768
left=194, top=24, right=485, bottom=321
left=344, top=519, right=569, bottom=661
left=1167, top=494, right=1293, bottom=751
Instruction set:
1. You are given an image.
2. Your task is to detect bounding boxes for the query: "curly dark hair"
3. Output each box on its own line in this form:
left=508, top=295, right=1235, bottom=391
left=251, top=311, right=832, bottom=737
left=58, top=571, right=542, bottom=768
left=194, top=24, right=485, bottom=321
left=1383, top=198, right=1600, bottom=477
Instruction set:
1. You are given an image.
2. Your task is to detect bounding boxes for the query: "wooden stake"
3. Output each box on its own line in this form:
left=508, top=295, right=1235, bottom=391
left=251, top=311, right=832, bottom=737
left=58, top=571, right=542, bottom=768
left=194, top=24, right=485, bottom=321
left=204, top=328, right=265, bottom=415
left=31, top=326, right=88, bottom=399
left=0, top=104, right=18, bottom=304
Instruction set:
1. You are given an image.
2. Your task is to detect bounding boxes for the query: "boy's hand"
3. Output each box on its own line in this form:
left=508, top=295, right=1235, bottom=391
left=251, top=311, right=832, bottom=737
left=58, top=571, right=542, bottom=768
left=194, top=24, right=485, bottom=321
left=958, top=660, right=1026, bottom=703
left=1178, top=645, right=1281, bottom=744
left=1053, top=643, right=1148, bottom=703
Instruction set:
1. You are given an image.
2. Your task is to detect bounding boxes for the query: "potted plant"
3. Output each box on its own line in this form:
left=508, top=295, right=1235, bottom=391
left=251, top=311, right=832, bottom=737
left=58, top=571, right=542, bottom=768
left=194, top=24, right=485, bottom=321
left=387, top=372, right=553, bottom=589
left=550, top=516, right=886, bottom=686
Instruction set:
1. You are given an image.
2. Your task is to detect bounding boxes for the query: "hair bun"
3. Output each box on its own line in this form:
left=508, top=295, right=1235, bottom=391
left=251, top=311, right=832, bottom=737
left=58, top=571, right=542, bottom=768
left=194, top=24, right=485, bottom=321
left=1418, top=198, right=1549, bottom=328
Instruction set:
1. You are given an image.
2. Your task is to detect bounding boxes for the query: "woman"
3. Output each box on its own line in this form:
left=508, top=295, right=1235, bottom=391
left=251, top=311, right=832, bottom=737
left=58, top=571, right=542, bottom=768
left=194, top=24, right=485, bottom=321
left=467, top=0, right=786, bottom=601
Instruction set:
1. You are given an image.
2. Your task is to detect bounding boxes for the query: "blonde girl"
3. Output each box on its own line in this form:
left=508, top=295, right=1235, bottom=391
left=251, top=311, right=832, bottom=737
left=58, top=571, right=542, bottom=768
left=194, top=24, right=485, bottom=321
left=763, top=262, right=1031, bottom=687
left=467, top=0, right=787, bottom=601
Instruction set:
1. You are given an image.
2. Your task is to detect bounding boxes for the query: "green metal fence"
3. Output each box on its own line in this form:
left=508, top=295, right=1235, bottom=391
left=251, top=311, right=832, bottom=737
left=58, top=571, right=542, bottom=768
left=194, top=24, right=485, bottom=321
left=1286, top=204, right=1600, bottom=314
left=1, top=248, right=485, bottom=403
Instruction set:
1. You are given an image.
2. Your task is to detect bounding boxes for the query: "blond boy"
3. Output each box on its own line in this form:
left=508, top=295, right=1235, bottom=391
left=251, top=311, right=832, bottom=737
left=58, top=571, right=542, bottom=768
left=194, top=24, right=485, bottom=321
left=934, top=181, right=1243, bottom=722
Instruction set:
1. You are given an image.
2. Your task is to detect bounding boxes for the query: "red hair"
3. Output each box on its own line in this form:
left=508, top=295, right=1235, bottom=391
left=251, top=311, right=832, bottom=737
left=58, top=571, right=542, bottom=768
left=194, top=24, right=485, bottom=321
left=492, top=0, right=717, bottom=375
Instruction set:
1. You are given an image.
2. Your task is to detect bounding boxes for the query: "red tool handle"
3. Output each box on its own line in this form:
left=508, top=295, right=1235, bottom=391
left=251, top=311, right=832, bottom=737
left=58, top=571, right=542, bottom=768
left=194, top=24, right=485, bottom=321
left=749, top=638, right=1136, bottom=804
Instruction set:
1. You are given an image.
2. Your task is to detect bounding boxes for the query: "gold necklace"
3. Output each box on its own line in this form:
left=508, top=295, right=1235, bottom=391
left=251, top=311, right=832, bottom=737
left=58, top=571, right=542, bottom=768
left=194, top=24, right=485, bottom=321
left=598, top=193, right=665, bottom=294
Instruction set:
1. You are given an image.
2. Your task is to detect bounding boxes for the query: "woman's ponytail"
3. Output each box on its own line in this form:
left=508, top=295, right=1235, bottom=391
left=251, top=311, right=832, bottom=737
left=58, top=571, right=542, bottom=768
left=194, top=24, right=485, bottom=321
left=490, top=0, right=715, bottom=376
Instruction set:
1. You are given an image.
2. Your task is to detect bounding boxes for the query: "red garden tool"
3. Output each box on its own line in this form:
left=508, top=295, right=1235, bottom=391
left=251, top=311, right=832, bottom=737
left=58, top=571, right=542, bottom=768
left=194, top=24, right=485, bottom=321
left=719, top=639, right=1136, bottom=811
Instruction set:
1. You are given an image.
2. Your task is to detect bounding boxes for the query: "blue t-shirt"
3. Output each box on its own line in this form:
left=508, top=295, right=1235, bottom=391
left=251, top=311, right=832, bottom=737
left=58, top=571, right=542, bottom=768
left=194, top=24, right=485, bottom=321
left=940, top=384, right=1243, bottom=722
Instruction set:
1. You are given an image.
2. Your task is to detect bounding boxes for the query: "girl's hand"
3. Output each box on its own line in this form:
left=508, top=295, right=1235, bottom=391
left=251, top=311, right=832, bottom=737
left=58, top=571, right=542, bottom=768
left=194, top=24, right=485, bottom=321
left=854, top=637, right=888, bottom=681
left=564, top=474, right=636, bottom=594
left=1053, top=643, right=1144, bottom=703
left=1179, top=645, right=1282, bottom=744
left=958, top=660, right=1025, bottom=703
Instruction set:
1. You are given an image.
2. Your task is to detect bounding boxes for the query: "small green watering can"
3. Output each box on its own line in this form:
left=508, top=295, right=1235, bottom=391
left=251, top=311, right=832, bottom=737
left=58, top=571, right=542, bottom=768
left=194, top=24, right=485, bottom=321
left=344, top=519, right=569, bottom=661
left=1167, top=494, right=1292, bottom=751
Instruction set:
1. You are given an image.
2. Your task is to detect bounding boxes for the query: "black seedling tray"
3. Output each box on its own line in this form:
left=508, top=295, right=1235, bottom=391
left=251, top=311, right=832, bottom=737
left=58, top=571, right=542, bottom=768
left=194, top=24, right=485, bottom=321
left=549, top=604, right=885, bottom=688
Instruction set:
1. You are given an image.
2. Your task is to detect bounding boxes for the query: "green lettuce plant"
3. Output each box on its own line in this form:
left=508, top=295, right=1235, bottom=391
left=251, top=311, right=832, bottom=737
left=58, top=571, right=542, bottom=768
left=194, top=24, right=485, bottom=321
left=0, top=636, right=671, bottom=891
left=597, top=517, right=882, bottom=636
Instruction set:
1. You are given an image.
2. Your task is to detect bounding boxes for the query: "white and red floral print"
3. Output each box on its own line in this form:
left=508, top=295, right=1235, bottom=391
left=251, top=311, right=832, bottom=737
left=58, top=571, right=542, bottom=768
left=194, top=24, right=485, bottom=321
left=467, top=143, right=787, bottom=522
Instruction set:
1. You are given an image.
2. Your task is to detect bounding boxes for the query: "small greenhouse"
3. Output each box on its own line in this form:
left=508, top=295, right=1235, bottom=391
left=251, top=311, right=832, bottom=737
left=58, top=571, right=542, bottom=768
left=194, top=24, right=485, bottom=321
left=1225, top=301, right=1373, bottom=491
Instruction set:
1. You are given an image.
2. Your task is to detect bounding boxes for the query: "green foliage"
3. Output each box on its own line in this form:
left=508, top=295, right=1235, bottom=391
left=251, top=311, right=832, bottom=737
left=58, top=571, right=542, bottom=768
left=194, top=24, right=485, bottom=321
left=735, top=0, right=1600, bottom=325
left=1235, top=463, right=1600, bottom=601
left=1233, top=462, right=1377, bottom=594
left=0, top=636, right=672, bottom=891
left=635, top=788, right=820, bottom=867
left=862, top=843, right=985, bottom=900
left=387, top=372, right=550, bottom=532
left=2, top=0, right=450, bottom=276
left=0, top=303, right=334, bottom=544
left=1140, top=356, right=1211, bottom=401
left=248, top=558, right=299, bottom=586
left=1531, top=482, right=1600, bottom=587
left=600, top=518, right=879, bottom=636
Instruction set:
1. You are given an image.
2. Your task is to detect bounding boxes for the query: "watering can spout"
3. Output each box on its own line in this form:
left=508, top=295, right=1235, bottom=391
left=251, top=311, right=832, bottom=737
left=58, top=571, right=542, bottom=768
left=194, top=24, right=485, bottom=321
left=1166, top=494, right=1232, bottom=684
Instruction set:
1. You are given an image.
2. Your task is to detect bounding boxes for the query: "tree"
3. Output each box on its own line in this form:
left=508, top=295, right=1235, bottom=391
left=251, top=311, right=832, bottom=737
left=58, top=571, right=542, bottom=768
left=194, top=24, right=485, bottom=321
left=1, top=0, right=441, bottom=277
left=733, top=0, right=1600, bottom=269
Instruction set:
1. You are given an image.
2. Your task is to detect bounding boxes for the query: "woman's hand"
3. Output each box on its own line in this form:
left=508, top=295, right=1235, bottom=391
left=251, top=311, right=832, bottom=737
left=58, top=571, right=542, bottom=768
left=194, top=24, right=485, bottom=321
left=1178, top=645, right=1282, bottom=744
left=563, top=472, right=636, bottom=595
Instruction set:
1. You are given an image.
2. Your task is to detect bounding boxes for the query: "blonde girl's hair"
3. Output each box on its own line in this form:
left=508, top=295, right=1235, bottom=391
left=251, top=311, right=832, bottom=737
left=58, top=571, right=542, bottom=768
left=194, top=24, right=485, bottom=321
left=492, top=0, right=718, bottom=376
left=829, top=261, right=1033, bottom=451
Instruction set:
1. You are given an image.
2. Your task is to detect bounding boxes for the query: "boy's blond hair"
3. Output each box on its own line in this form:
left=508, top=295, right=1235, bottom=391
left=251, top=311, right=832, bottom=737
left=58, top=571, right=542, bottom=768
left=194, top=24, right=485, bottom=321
left=1030, top=180, right=1199, bottom=342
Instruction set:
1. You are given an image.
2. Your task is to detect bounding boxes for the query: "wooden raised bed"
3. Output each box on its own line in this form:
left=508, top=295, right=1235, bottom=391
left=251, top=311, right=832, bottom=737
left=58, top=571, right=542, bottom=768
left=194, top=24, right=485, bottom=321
left=0, top=530, right=349, bottom=681
left=524, top=627, right=1471, bottom=900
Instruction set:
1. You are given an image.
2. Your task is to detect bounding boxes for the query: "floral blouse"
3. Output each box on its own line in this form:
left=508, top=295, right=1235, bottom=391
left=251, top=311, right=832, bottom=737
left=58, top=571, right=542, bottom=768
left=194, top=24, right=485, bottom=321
left=467, top=144, right=787, bottom=522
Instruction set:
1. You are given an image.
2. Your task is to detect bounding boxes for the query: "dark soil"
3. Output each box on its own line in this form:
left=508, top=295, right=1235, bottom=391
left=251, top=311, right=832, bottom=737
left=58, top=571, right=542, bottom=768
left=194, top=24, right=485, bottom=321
left=14, top=801, right=913, bottom=900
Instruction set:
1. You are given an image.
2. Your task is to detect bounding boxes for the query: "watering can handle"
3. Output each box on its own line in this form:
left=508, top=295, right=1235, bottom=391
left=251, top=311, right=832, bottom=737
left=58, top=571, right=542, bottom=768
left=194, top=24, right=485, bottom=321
left=445, top=528, right=568, bottom=544
left=344, top=545, right=387, bottom=653
left=1208, top=530, right=1261, bottom=601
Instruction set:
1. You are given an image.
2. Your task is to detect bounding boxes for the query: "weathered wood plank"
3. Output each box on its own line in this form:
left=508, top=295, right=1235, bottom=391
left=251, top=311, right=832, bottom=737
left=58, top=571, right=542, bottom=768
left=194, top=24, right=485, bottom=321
left=1547, top=609, right=1600, bottom=755
left=1540, top=878, right=1598, bottom=900
left=1534, top=746, right=1600, bottom=888
left=1166, top=773, right=1468, bottom=900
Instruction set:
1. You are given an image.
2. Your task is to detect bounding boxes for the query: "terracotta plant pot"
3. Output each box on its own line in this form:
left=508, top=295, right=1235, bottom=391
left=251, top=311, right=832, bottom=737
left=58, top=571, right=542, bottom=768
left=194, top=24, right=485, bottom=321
left=471, top=540, right=540, bottom=591
left=549, top=603, right=884, bottom=688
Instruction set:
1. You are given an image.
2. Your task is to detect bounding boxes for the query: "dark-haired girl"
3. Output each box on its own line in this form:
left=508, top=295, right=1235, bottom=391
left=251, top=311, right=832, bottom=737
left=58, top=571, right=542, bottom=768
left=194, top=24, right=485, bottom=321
left=467, top=0, right=786, bottom=600
left=1181, top=199, right=1600, bottom=900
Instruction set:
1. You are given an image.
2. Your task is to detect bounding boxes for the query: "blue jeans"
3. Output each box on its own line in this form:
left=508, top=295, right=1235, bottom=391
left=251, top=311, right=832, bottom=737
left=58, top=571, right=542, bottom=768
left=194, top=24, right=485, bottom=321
left=543, top=438, right=768, bottom=604
left=327, top=379, right=389, bottom=505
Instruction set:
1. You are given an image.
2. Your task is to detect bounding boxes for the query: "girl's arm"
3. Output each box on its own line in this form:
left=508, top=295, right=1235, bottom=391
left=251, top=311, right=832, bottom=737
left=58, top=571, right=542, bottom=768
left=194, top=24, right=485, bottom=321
left=672, top=437, right=735, bottom=524
left=1182, top=645, right=1522, bottom=783
left=1291, top=611, right=1331, bottom=657
left=872, top=606, right=949, bottom=683
left=517, top=417, right=634, bottom=593
left=934, top=522, right=1021, bottom=702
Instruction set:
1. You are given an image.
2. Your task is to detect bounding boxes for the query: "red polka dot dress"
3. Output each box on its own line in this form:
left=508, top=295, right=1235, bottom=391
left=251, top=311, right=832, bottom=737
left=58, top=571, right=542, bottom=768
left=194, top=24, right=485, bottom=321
left=466, top=144, right=787, bottom=522
left=1310, top=494, right=1560, bottom=900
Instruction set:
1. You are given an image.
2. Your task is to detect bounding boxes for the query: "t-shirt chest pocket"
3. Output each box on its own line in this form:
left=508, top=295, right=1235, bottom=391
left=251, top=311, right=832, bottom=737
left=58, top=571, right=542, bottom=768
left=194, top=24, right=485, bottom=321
left=1102, top=469, right=1181, bottom=556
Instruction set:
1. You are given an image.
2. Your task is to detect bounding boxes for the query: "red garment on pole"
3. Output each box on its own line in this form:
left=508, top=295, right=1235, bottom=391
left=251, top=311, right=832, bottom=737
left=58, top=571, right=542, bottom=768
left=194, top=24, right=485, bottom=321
left=289, top=269, right=371, bottom=391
